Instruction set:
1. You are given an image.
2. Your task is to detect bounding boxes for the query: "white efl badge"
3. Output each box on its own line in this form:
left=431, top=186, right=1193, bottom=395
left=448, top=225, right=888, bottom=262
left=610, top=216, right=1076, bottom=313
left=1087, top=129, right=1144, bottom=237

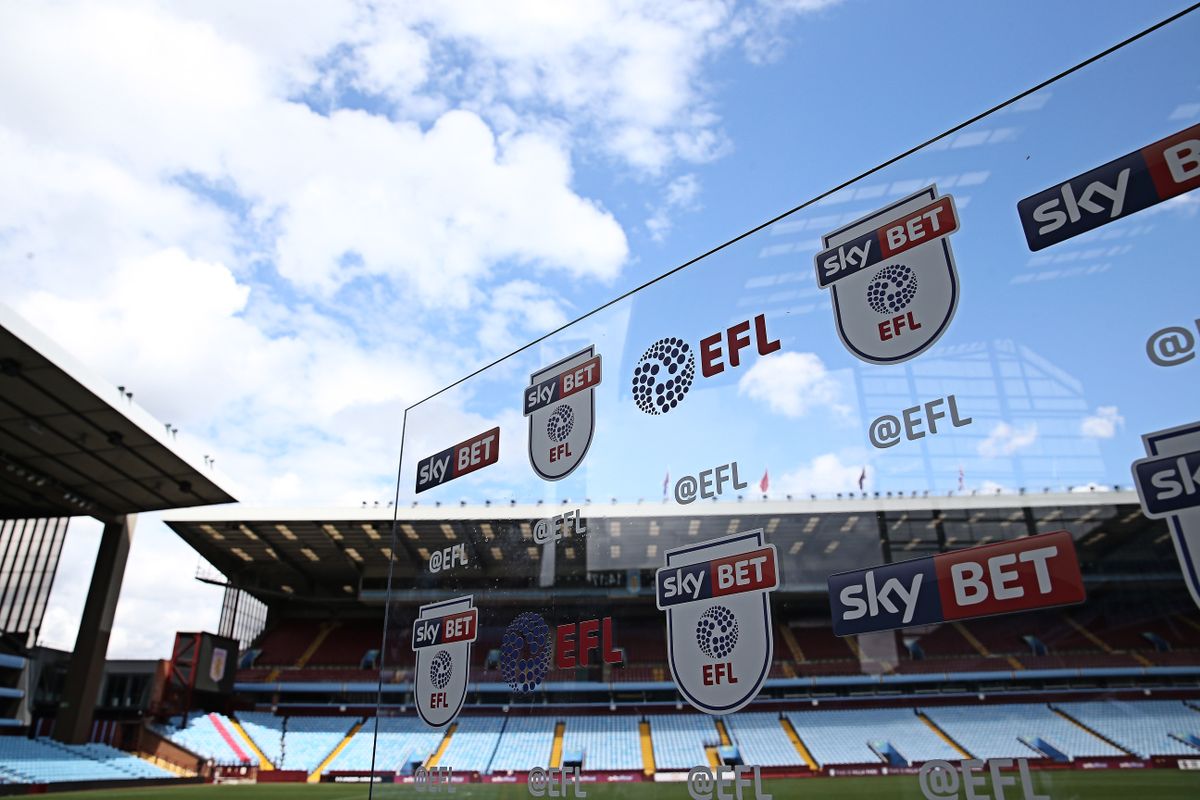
left=411, top=596, right=478, bottom=728
left=1132, top=422, right=1200, bottom=612
left=655, top=529, right=779, bottom=715
left=524, top=346, right=601, bottom=481
left=815, top=185, right=961, bottom=364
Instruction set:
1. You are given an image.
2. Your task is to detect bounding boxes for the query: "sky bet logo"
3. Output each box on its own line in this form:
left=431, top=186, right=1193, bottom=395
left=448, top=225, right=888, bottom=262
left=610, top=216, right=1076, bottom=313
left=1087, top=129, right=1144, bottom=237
left=415, top=427, right=499, bottom=494
left=827, top=531, right=1084, bottom=636
left=631, top=314, right=780, bottom=415
left=411, top=597, right=478, bottom=727
left=1018, top=122, right=1200, bottom=251
left=1132, top=422, right=1200, bottom=613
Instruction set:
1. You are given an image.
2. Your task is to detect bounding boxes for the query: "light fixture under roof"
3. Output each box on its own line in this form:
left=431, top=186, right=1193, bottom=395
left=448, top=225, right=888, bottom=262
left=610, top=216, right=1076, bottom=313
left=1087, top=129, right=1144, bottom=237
left=520, top=522, right=531, bottom=539
left=788, top=541, right=804, bottom=555
left=300, top=547, right=319, bottom=562
left=345, top=547, right=363, bottom=562
left=417, top=547, right=429, bottom=559
left=824, top=541, right=840, bottom=554
left=839, top=515, right=858, bottom=533
left=281, top=584, right=294, bottom=594
left=649, top=521, right=660, bottom=537
left=565, top=547, right=576, bottom=559
left=490, top=546, right=503, bottom=561
left=380, top=547, right=393, bottom=558
left=766, top=518, right=780, bottom=534
left=322, top=524, right=343, bottom=540
left=275, top=524, right=297, bottom=540
left=609, top=521, right=621, bottom=537
left=200, top=524, right=224, bottom=540
left=231, top=547, right=253, bottom=562
left=440, top=523, right=457, bottom=540
left=646, top=544, right=658, bottom=558
left=725, top=518, right=740, bottom=534
left=688, top=520, right=701, bottom=536
left=610, top=544, right=621, bottom=558
left=527, top=546, right=540, bottom=559
left=803, top=517, right=819, bottom=533
left=239, top=524, right=258, bottom=540
left=401, top=523, right=418, bottom=540
left=362, top=523, right=380, bottom=540
left=481, top=523, right=494, bottom=539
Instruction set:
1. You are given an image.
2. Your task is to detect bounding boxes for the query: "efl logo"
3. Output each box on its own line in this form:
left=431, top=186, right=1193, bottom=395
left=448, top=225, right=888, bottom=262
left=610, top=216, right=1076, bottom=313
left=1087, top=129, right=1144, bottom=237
left=411, top=596, right=478, bottom=727
left=1018, top=122, right=1200, bottom=251
left=815, top=186, right=961, bottom=365
left=631, top=314, right=780, bottom=416
left=524, top=347, right=601, bottom=481
left=415, top=427, right=499, bottom=494
left=499, top=613, right=621, bottom=693
left=826, top=531, right=1085, bottom=636
left=1132, top=421, right=1200, bottom=612
left=656, top=530, right=779, bottom=714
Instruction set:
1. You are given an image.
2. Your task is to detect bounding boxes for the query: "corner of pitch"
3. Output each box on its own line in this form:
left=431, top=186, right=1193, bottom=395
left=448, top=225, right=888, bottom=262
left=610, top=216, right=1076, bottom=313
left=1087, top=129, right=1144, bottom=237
left=656, top=529, right=779, bottom=714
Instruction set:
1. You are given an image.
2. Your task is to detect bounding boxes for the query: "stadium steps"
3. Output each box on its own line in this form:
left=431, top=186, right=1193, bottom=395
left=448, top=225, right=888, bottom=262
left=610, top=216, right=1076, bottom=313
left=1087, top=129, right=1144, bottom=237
left=780, top=717, right=818, bottom=770
left=1050, top=706, right=1134, bottom=756
left=704, top=745, right=721, bottom=768
left=229, top=716, right=274, bottom=770
left=549, top=721, right=565, bottom=768
left=208, top=713, right=252, bottom=764
left=780, top=626, right=807, bottom=663
left=306, top=719, right=363, bottom=784
left=265, top=621, right=341, bottom=682
left=916, top=711, right=972, bottom=758
left=639, top=720, right=656, bottom=776
left=715, top=719, right=732, bottom=747
left=1060, top=614, right=1153, bottom=667
left=426, top=722, right=457, bottom=767
left=953, top=622, right=1025, bottom=670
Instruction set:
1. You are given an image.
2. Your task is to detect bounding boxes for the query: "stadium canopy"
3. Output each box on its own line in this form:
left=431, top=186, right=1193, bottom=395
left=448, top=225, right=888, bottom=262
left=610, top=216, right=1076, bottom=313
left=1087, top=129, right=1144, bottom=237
left=0, top=303, right=236, bottom=520
left=0, top=302, right=238, bottom=744
left=161, top=489, right=1162, bottom=606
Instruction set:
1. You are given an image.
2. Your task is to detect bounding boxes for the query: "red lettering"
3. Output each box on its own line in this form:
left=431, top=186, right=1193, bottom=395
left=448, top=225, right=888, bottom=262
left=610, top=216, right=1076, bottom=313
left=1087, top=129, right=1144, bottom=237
left=700, top=332, right=723, bottom=377
left=556, top=623, right=576, bottom=669
left=578, top=618, right=600, bottom=667
left=548, top=443, right=571, bottom=462
left=725, top=320, right=751, bottom=368
left=430, top=692, right=447, bottom=708
left=602, top=617, right=621, bottom=664
left=754, top=314, right=781, bottom=356
left=878, top=319, right=893, bottom=341
left=702, top=663, right=738, bottom=685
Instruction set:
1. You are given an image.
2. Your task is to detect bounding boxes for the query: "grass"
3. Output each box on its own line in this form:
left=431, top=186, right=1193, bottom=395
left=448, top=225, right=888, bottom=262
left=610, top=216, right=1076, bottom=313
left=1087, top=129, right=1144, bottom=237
left=45, top=770, right=1200, bottom=799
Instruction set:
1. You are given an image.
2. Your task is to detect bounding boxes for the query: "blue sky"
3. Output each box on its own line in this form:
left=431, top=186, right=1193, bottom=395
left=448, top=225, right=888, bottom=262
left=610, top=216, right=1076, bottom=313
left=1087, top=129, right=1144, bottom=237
left=0, top=0, right=1196, bottom=656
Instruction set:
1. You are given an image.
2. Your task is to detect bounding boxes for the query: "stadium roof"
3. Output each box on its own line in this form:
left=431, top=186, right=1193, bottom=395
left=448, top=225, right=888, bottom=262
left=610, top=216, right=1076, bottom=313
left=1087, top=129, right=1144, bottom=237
left=0, top=304, right=238, bottom=519
left=162, top=490, right=1167, bottom=604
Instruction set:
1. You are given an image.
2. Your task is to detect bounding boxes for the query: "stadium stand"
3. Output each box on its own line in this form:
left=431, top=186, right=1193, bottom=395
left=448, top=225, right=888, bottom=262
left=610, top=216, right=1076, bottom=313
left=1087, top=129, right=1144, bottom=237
left=647, top=714, right=718, bottom=770
left=432, top=716, right=504, bottom=774
left=921, top=704, right=1124, bottom=760
left=327, top=716, right=442, bottom=773
left=724, top=712, right=806, bottom=767
left=0, top=737, right=172, bottom=783
left=235, top=711, right=284, bottom=766
left=159, top=713, right=257, bottom=765
left=1055, top=700, right=1200, bottom=757
left=278, top=716, right=359, bottom=772
left=561, top=715, right=642, bottom=771
left=787, top=708, right=961, bottom=767
left=488, top=717, right=557, bottom=772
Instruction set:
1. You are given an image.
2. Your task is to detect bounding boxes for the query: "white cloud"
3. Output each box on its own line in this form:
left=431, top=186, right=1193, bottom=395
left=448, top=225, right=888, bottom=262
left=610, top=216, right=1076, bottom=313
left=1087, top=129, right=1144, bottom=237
left=777, top=453, right=867, bottom=496
left=0, top=0, right=841, bottom=657
left=977, top=422, right=1039, bottom=458
left=647, top=173, right=703, bottom=241
left=737, top=352, right=848, bottom=418
left=1081, top=406, right=1123, bottom=439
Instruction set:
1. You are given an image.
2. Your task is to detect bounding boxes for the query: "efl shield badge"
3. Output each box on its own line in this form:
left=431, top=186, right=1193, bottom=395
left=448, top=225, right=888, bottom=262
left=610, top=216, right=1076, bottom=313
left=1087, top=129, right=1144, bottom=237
left=815, top=185, right=961, bottom=364
left=412, top=596, right=478, bottom=728
left=656, top=529, right=779, bottom=715
left=524, top=346, right=601, bottom=481
left=1132, top=421, right=1200, bottom=612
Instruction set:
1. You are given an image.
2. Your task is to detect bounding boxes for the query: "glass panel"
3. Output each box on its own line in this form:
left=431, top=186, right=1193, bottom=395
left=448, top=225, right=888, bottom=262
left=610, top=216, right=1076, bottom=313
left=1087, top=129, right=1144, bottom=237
left=371, top=10, right=1200, bottom=798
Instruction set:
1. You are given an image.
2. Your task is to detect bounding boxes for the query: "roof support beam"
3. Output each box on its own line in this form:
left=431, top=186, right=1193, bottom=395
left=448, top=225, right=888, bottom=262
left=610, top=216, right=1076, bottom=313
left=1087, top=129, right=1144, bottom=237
left=54, top=513, right=136, bottom=744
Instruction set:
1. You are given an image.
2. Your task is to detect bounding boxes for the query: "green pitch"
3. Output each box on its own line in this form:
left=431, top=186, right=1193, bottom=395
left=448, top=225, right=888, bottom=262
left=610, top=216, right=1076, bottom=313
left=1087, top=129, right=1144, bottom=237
left=47, top=770, right=1200, bottom=799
